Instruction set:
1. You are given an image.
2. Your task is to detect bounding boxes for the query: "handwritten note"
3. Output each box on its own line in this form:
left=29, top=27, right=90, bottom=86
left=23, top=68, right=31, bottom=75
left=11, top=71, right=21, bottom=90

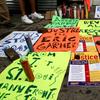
left=0, top=52, right=71, bottom=100
left=34, top=28, right=80, bottom=52
left=45, top=16, right=79, bottom=28
left=0, top=31, right=42, bottom=57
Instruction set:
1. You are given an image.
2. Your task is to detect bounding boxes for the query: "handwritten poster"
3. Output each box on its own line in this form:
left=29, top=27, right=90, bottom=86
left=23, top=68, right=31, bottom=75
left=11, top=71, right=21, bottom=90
left=78, top=20, right=100, bottom=36
left=33, top=28, right=80, bottom=52
left=80, top=28, right=100, bottom=36
left=78, top=20, right=100, bottom=29
left=0, top=40, right=6, bottom=57
left=0, top=52, right=71, bottom=100
left=45, top=16, right=79, bottom=28
left=93, top=36, right=100, bottom=53
left=0, top=89, right=15, bottom=100
left=0, top=31, right=42, bottom=57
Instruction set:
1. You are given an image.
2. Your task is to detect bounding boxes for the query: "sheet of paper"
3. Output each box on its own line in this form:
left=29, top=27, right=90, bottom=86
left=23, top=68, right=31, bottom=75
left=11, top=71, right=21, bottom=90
left=68, top=64, right=86, bottom=82
left=68, top=62, right=100, bottom=82
left=76, top=42, right=97, bottom=52
left=95, top=6, right=100, bottom=18
left=76, top=35, right=97, bottom=52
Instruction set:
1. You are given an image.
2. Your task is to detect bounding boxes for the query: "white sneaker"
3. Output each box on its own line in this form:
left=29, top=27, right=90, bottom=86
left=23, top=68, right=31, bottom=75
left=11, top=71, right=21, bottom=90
left=29, top=12, right=44, bottom=19
left=21, top=15, right=33, bottom=24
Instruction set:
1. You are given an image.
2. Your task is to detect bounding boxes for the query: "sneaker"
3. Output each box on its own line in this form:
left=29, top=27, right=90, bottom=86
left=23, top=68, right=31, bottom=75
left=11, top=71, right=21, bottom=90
left=29, top=12, right=44, bottom=19
left=21, top=15, right=33, bottom=24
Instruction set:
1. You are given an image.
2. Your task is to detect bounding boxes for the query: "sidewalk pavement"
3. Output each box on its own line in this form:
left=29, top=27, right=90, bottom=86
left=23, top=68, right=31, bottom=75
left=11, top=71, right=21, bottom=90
left=0, top=14, right=50, bottom=40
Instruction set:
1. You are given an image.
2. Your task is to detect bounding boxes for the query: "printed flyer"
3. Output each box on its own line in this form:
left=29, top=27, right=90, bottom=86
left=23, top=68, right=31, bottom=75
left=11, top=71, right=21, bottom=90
left=76, top=35, right=97, bottom=52
left=68, top=52, right=100, bottom=86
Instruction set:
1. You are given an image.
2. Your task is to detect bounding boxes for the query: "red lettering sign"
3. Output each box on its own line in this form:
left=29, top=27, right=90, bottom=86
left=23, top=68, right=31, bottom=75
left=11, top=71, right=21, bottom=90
left=33, top=28, right=80, bottom=52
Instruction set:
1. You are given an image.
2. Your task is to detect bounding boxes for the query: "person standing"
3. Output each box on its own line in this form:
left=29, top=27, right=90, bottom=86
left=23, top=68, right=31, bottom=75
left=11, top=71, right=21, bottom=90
left=19, top=0, right=44, bottom=24
left=0, top=0, right=14, bottom=27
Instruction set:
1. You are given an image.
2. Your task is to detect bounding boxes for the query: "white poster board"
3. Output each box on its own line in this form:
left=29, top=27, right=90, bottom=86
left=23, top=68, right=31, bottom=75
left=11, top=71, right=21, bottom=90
left=0, top=31, right=42, bottom=57
left=95, top=6, right=100, bottom=18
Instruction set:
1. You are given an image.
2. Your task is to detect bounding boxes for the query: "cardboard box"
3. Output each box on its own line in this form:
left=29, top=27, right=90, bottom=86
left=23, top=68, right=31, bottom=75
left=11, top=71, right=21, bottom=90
left=45, top=10, right=55, bottom=20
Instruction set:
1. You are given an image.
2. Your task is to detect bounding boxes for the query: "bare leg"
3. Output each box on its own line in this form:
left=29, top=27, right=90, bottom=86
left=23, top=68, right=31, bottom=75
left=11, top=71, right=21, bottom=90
left=29, top=0, right=36, bottom=13
left=28, top=0, right=44, bottom=19
left=18, top=0, right=26, bottom=16
left=18, top=0, right=33, bottom=24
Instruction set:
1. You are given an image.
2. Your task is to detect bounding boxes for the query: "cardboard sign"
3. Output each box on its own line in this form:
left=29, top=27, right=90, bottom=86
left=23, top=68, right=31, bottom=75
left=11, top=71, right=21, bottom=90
left=0, top=79, right=55, bottom=100
left=34, top=28, right=80, bottom=52
left=0, top=40, right=6, bottom=57
left=80, top=28, right=100, bottom=36
left=0, top=52, right=71, bottom=100
left=0, top=31, right=42, bottom=57
left=78, top=20, right=100, bottom=36
left=78, top=20, right=100, bottom=29
left=0, top=89, right=14, bottom=100
left=93, top=36, right=100, bottom=53
left=51, top=15, right=61, bottom=23
left=45, top=16, right=79, bottom=28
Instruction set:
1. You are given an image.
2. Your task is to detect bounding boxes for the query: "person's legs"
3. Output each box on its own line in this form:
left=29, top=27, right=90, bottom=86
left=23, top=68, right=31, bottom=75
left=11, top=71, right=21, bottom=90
left=0, top=0, right=15, bottom=27
left=29, top=0, right=36, bottom=13
left=18, top=0, right=33, bottom=24
left=29, top=0, right=44, bottom=19
left=0, top=0, right=10, bottom=23
left=18, top=0, right=26, bottom=16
